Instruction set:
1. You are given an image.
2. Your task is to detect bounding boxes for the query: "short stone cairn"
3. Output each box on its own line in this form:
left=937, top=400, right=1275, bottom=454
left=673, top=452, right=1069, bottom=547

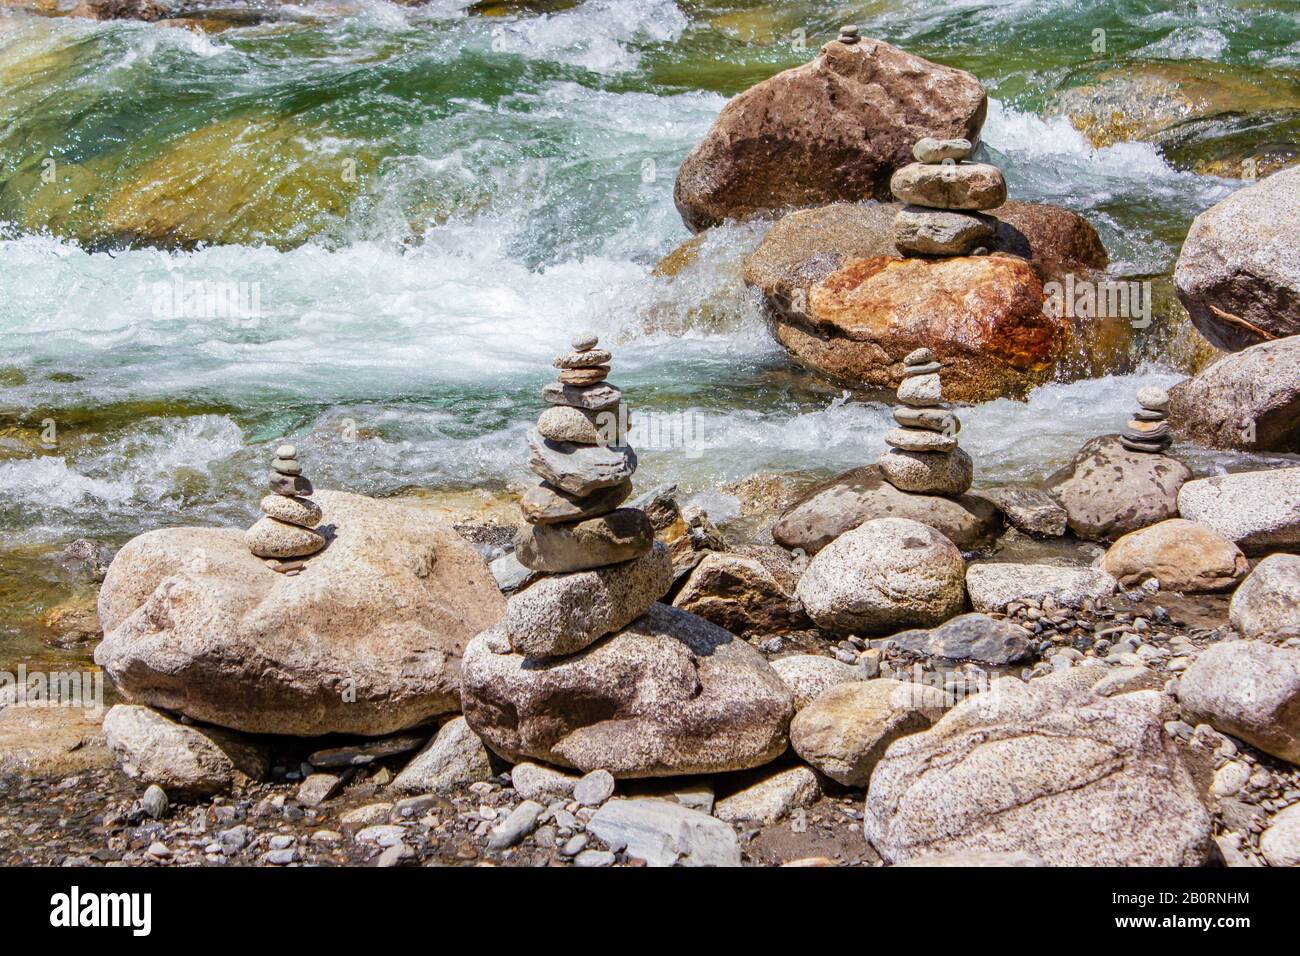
left=514, top=333, right=653, bottom=575
left=890, top=136, right=1007, bottom=256
left=245, top=444, right=325, bottom=570
left=1121, top=386, right=1172, bottom=453
left=878, top=348, right=973, bottom=496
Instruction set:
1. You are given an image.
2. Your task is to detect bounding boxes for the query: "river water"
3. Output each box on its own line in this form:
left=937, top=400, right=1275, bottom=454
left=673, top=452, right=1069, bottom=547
left=1, top=0, right=1298, bottom=665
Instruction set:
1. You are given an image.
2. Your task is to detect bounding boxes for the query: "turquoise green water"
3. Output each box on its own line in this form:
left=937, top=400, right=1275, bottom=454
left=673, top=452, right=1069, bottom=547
left=1, top=0, right=1299, bottom=663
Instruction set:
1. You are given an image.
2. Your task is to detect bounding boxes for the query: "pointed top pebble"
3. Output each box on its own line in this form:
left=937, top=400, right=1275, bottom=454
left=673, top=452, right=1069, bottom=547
left=904, top=348, right=935, bottom=367
left=277, top=444, right=297, bottom=460
left=572, top=332, right=599, bottom=351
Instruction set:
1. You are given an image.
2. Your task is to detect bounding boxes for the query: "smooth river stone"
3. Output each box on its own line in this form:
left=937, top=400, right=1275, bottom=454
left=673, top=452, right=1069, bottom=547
left=896, top=373, right=942, bottom=406
left=554, top=348, right=612, bottom=369
left=559, top=366, right=610, bottom=386
left=889, top=162, right=1008, bottom=210
left=245, top=516, right=326, bottom=559
left=912, top=137, right=972, bottom=164
left=526, top=428, right=637, bottom=497
left=520, top=479, right=632, bottom=525
left=259, top=494, right=322, bottom=528
left=537, top=404, right=619, bottom=445
left=894, top=206, right=995, bottom=256
left=879, top=447, right=973, bottom=496
left=894, top=406, right=959, bottom=434
left=268, top=472, right=313, bottom=497
left=272, top=457, right=302, bottom=475
left=902, top=361, right=941, bottom=377
left=542, top=381, right=621, bottom=411
left=1136, top=386, right=1170, bottom=412
left=513, top=508, right=654, bottom=573
left=904, top=347, right=934, bottom=366
left=884, top=427, right=957, bottom=453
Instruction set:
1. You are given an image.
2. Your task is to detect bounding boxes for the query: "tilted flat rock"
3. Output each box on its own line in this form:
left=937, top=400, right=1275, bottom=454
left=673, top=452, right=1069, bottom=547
left=525, top=429, right=636, bottom=497
left=95, top=491, right=505, bottom=737
left=519, top=478, right=631, bottom=525
left=673, top=37, right=985, bottom=231
left=1168, top=338, right=1300, bottom=453
left=1046, top=435, right=1191, bottom=541
left=795, top=518, right=967, bottom=636
left=715, top=766, right=819, bottom=825
left=1099, top=518, right=1247, bottom=593
left=1178, top=641, right=1300, bottom=765
left=1174, top=165, right=1300, bottom=351
left=461, top=603, right=794, bottom=778
left=587, top=798, right=741, bottom=867
left=864, top=670, right=1213, bottom=865
left=671, top=545, right=807, bottom=634
left=390, top=717, right=494, bottom=795
left=1176, top=467, right=1300, bottom=553
left=512, top=507, right=653, bottom=573
left=504, top=543, right=673, bottom=658
left=888, top=613, right=1034, bottom=665
left=772, top=465, right=1001, bottom=555
left=965, top=563, right=1116, bottom=612
left=791, top=679, right=947, bottom=787
left=771, top=654, right=864, bottom=711
left=103, top=704, right=269, bottom=798
left=1229, top=554, right=1300, bottom=640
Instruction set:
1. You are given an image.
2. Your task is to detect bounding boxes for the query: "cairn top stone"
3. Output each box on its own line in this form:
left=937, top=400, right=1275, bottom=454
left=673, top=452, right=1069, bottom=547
left=277, top=444, right=297, bottom=460
left=838, top=24, right=859, bottom=43
left=904, top=347, right=935, bottom=367
left=1137, top=386, right=1170, bottom=412
left=572, top=332, right=599, bottom=351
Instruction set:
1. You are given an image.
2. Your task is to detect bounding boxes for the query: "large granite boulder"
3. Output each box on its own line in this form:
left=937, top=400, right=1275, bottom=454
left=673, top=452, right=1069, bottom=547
left=794, top=518, right=967, bottom=636
left=1046, top=436, right=1191, bottom=541
left=1174, top=166, right=1300, bottom=351
left=1168, top=338, right=1300, bottom=453
left=460, top=603, right=793, bottom=778
left=1229, top=555, right=1300, bottom=641
left=95, top=491, right=505, bottom=737
left=864, top=669, right=1213, bottom=865
left=772, top=465, right=1001, bottom=555
left=1178, top=641, right=1300, bottom=765
left=1098, top=518, right=1248, bottom=593
left=1176, top=467, right=1300, bottom=553
left=673, top=37, right=986, bottom=232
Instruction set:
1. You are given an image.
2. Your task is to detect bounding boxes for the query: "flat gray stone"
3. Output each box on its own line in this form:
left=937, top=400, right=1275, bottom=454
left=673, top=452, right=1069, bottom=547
left=512, top=508, right=654, bottom=574
left=487, top=800, right=544, bottom=850
left=889, top=612, right=1034, bottom=665
left=969, top=486, right=1068, bottom=537
left=526, top=428, right=637, bottom=497
left=965, top=563, right=1116, bottom=612
left=587, top=798, right=741, bottom=867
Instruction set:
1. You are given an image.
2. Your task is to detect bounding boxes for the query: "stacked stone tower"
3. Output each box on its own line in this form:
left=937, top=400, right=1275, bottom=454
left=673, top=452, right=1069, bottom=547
left=1121, top=386, right=1172, bottom=453
left=514, top=333, right=654, bottom=576
left=246, top=445, right=325, bottom=571
left=878, top=348, right=973, bottom=496
left=890, top=137, right=1007, bottom=257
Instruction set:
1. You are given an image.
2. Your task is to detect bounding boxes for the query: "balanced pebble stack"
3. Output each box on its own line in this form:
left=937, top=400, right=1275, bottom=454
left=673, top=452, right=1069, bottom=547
left=890, top=136, right=1007, bottom=256
left=245, top=445, right=325, bottom=570
left=514, top=333, right=653, bottom=575
left=1121, top=386, right=1172, bottom=454
left=878, top=348, right=973, bottom=496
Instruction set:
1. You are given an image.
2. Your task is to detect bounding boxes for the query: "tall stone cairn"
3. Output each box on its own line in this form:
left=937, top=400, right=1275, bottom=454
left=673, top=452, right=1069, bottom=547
left=1121, top=386, right=1172, bottom=453
left=890, top=136, right=1007, bottom=257
left=878, top=348, right=973, bottom=496
left=245, top=444, right=325, bottom=571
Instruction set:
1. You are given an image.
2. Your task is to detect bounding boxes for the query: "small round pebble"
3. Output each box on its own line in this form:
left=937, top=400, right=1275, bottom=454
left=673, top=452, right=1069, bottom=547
left=903, top=347, right=934, bottom=366
left=572, top=332, right=599, bottom=351
left=276, top=444, right=297, bottom=459
left=574, top=848, right=616, bottom=868
left=573, top=769, right=615, bottom=807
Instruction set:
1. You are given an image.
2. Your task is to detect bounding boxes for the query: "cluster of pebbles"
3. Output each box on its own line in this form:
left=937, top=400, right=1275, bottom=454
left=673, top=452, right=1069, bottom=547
left=878, top=348, right=972, bottom=496
left=1121, top=386, right=1173, bottom=453
left=889, top=135, right=1007, bottom=256
left=245, top=445, right=325, bottom=571
left=514, top=333, right=653, bottom=575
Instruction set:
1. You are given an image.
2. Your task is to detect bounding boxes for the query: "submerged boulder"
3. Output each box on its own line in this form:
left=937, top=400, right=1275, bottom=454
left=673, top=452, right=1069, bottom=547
left=95, top=491, right=505, bottom=737
left=1174, top=166, right=1300, bottom=351
left=674, top=36, right=986, bottom=231
left=864, top=669, right=1213, bottom=866
left=460, top=603, right=793, bottom=778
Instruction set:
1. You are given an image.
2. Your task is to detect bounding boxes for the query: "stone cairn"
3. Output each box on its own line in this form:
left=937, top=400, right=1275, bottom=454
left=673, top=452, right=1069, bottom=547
left=889, top=136, right=1008, bottom=257
left=1121, top=386, right=1172, bottom=453
left=245, top=444, right=325, bottom=573
left=877, top=348, right=973, bottom=497
left=514, top=333, right=653, bottom=575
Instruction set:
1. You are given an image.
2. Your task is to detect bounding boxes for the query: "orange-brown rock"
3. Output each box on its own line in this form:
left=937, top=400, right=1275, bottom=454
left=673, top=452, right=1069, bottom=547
left=779, top=255, right=1067, bottom=401
left=673, top=38, right=986, bottom=232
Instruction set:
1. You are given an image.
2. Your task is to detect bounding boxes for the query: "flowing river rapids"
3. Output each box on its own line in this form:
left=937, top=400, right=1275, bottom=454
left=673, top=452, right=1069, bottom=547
left=1, top=0, right=1298, bottom=668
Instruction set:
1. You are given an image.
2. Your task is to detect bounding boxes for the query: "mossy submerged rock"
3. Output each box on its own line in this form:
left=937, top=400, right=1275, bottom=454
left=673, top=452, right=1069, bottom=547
left=461, top=602, right=794, bottom=778
left=95, top=491, right=504, bottom=737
